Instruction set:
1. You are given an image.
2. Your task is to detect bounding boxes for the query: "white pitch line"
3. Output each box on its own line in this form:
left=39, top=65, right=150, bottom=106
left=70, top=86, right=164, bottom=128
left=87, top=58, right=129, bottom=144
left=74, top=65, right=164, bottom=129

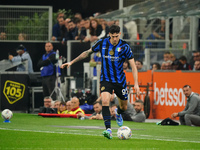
left=0, top=127, right=200, bottom=144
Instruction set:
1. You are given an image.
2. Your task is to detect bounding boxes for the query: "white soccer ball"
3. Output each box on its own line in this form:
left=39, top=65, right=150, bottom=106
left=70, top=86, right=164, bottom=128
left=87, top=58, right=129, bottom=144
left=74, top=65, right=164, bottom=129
left=117, top=126, right=132, bottom=140
left=1, top=109, right=13, bottom=120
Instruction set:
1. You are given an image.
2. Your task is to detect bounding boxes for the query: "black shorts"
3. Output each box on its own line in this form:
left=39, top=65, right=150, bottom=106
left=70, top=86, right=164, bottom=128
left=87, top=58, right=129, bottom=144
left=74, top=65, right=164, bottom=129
left=100, top=81, right=128, bottom=100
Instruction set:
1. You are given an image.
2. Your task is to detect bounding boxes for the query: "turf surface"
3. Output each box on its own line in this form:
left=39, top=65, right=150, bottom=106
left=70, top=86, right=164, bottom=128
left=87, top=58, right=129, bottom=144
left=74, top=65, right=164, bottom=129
left=0, top=113, right=200, bottom=150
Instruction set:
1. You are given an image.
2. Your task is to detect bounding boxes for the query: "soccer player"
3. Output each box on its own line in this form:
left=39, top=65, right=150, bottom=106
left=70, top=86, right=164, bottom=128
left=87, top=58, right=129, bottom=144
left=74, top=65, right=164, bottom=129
left=61, top=24, right=140, bottom=139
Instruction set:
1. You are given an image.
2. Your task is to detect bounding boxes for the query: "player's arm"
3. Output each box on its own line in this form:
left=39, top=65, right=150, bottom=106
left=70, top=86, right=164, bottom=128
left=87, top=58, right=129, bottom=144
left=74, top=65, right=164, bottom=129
left=61, top=48, right=93, bottom=68
left=128, top=58, right=140, bottom=95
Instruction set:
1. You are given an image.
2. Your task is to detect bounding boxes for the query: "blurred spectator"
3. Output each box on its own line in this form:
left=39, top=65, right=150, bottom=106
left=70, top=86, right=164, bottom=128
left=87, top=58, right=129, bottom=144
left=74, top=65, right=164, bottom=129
left=146, top=19, right=165, bottom=48
left=52, top=17, right=65, bottom=41
left=68, top=19, right=78, bottom=40
left=165, top=60, right=173, bottom=70
left=54, top=100, right=61, bottom=111
left=105, top=19, right=115, bottom=38
left=99, top=18, right=109, bottom=38
left=58, top=101, right=68, bottom=114
left=177, top=56, right=192, bottom=70
left=64, top=18, right=71, bottom=30
left=66, top=101, right=72, bottom=114
left=161, top=62, right=167, bottom=70
left=193, top=60, right=200, bottom=71
left=75, top=19, right=86, bottom=41
left=18, top=33, right=27, bottom=41
left=51, top=100, right=55, bottom=108
left=83, top=18, right=91, bottom=42
left=74, top=12, right=82, bottom=20
left=0, top=32, right=6, bottom=40
left=124, top=20, right=137, bottom=40
left=8, top=44, right=34, bottom=73
left=135, top=60, right=145, bottom=71
left=171, top=85, right=200, bottom=126
left=152, top=63, right=161, bottom=71
left=153, top=19, right=165, bottom=48
left=163, top=51, right=170, bottom=62
left=39, top=96, right=57, bottom=113
left=107, top=20, right=115, bottom=27
left=114, top=20, right=129, bottom=39
left=77, top=101, right=103, bottom=120
left=160, top=52, right=171, bottom=70
left=70, top=97, right=85, bottom=116
left=89, top=18, right=105, bottom=42
left=189, top=51, right=200, bottom=70
left=123, top=59, right=131, bottom=71
left=132, top=100, right=146, bottom=122
left=51, top=10, right=65, bottom=41
left=44, top=96, right=52, bottom=108
left=170, top=53, right=179, bottom=70
left=61, top=18, right=71, bottom=44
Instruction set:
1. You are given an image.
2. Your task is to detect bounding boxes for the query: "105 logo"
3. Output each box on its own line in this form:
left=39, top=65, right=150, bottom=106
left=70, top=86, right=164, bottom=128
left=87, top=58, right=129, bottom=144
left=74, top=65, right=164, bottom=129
left=3, top=80, right=25, bottom=104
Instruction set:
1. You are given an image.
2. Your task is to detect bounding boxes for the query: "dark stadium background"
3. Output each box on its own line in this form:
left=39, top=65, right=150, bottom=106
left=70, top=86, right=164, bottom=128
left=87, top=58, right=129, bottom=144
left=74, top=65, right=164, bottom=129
left=0, top=0, right=119, bottom=18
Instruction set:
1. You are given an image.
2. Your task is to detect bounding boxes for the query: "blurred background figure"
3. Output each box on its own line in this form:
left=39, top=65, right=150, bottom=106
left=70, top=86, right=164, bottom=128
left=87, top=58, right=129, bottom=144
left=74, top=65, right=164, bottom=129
left=135, top=60, right=145, bottom=71
left=18, top=33, right=27, bottom=41
left=123, top=59, right=131, bottom=71
left=177, top=56, right=192, bottom=70
left=58, top=101, right=67, bottom=114
left=89, top=18, right=105, bottom=43
left=8, top=44, right=33, bottom=73
left=70, top=97, right=85, bottom=115
left=54, top=100, right=61, bottom=111
left=83, top=18, right=91, bottom=42
left=0, top=32, right=6, bottom=40
left=74, top=12, right=82, bottom=20
left=152, top=62, right=161, bottom=71
left=66, top=100, right=72, bottom=114
left=52, top=17, right=65, bottom=41
left=52, top=9, right=66, bottom=41
left=189, top=51, right=200, bottom=70
left=74, top=18, right=86, bottom=41
left=39, top=96, right=57, bottom=113
left=193, top=61, right=200, bottom=71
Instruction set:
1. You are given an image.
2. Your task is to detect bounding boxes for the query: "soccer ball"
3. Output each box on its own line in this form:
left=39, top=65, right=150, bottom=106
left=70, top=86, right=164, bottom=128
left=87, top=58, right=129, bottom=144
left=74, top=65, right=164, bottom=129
left=1, top=109, right=13, bottom=120
left=117, top=126, right=132, bottom=140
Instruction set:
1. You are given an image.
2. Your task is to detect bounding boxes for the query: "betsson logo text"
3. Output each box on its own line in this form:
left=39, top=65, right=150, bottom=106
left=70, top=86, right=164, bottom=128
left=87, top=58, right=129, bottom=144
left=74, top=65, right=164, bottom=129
left=154, top=82, right=186, bottom=106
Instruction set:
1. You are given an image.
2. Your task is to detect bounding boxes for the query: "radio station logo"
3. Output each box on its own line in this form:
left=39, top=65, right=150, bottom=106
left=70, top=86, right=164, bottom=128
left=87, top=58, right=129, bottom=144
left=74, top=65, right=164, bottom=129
left=3, top=80, right=25, bottom=104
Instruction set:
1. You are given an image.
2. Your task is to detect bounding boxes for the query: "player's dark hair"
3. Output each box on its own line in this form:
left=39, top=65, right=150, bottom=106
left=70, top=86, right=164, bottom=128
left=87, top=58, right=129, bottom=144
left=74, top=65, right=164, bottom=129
left=183, top=85, right=191, bottom=88
left=109, top=24, right=120, bottom=34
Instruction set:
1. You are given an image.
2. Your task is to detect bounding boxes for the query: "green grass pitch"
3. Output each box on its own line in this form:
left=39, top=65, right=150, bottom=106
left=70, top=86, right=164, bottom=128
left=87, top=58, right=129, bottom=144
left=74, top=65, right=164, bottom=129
left=0, top=113, right=200, bottom=150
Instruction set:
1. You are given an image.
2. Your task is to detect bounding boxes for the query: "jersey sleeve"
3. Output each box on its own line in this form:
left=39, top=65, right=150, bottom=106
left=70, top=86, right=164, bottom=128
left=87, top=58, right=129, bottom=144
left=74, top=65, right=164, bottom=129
left=92, top=38, right=103, bottom=52
left=124, top=44, right=134, bottom=60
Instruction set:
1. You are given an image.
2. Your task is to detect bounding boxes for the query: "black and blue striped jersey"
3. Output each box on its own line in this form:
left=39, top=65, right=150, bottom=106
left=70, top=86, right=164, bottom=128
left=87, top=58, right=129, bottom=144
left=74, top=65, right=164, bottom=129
left=92, top=37, right=133, bottom=85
